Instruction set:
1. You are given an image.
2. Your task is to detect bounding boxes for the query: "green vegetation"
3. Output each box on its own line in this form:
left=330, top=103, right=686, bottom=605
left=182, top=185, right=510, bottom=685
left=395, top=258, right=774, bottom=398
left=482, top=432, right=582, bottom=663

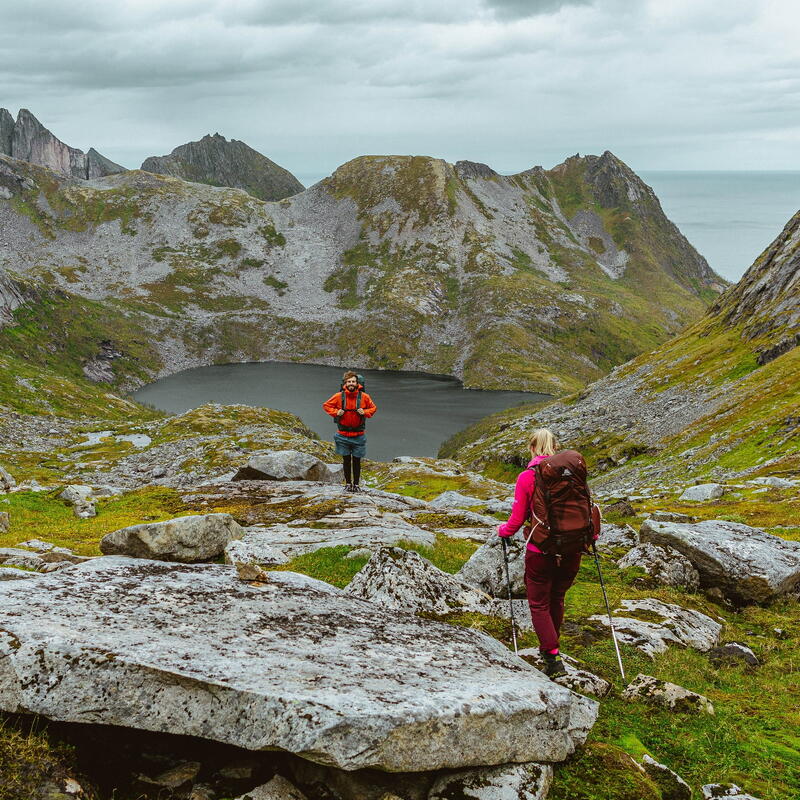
left=263, top=275, right=288, bottom=294
left=258, top=222, right=286, bottom=247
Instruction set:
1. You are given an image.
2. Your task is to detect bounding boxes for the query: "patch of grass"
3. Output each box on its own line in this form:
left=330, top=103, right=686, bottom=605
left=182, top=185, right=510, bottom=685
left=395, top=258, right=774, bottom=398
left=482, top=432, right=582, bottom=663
left=241, top=257, right=265, bottom=269
left=258, top=223, right=286, bottom=247
left=263, top=275, right=288, bottom=295
left=272, top=545, right=369, bottom=588
left=398, top=534, right=480, bottom=574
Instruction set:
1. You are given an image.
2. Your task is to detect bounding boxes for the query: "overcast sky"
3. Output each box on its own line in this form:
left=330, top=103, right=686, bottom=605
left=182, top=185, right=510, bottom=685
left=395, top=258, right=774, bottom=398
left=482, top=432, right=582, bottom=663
left=1, top=0, right=799, bottom=184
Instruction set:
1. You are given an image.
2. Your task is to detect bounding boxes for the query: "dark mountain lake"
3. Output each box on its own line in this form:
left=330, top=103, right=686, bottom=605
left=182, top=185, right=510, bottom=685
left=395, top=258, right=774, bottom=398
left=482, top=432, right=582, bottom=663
left=133, top=362, right=547, bottom=462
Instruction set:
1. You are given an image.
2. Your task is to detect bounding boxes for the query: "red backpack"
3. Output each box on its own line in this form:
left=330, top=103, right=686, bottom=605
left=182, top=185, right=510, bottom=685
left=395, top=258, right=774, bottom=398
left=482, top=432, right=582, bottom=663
left=526, top=450, right=601, bottom=558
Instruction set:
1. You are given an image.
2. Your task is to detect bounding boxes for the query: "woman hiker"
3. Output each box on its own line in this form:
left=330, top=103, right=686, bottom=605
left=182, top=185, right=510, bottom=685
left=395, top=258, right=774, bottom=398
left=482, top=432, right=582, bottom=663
left=323, top=371, right=377, bottom=492
left=497, top=428, right=587, bottom=678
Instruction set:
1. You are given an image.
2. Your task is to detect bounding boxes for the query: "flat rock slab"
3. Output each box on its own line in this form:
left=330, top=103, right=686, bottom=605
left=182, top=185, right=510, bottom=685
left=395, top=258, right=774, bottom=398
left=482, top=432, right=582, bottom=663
left=0, top=558, right=597, bottom=772
left=679, top=483, right=725, bottom=501
left=623, top=674, right=714, bottom=715
left=226, top=521, right=435, bottom=566
left=640, top=518, right=800, bottom=604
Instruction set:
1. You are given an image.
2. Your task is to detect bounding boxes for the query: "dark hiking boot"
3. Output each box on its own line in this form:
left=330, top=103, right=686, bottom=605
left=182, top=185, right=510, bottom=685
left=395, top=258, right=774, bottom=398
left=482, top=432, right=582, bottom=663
left=344, top=484, right=354, bottom=493
left=542, top=653, right=567, bottom=678
left=352, top=484, right=363, bottom=493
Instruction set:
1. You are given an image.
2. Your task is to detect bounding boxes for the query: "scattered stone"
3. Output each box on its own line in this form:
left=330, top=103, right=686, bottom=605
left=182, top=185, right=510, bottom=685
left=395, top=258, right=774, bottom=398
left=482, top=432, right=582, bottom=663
left=345, top=547, right=496, bottom=616
left=234, top=562, right=271, bottom=583
left=0, top=512, right=8, bottom=532
left=679, top=483, right=725, bottom=501
left=59, top=485, right=94, bottom=505
left=519, top=649, right=612, bottom=697
left=457, top=535, right=526, bottom=597
left=138, top=761, right=201, bottom=789
left=188, top=784, right=217, bottom=800
left=73, top=501, right=97, bottom=519
left=0, top=547, right=46, bottom=570
left=701, top=783, right=762, bottom=799
left=617, top=543, right=700, bottom=590
left=708, top=642, right=760, bottom=668
left=746, top=476, right=797, bottom=489
left=649, top=510, right=693, bottom=523
left=225, top=521, right=434, bottom=566
left=773, top=627, right=789, bottom=640
left=235, top=775, right=308, bottom=799
left=345, top=547, right=373, bottom=560
left=428, top=761, right=553, bottom=800
left=233, top=450, right=335, bottom=483
left=151, top=466, right=167, bottom=479
left=623, top=674, right=714, bottom=714
left=589, top=598, right=722, bottom=657
left=0, top=465, right=15, bottom=492
left=0, top=567, right=37, bottom=581
left=100, top=513, right=244, bottom=562
left=603, top=500, right=635, bottom=516
left=0, top=558, right=597, bottom=771
left=429, top=490, right=486, bottom=509
left=640, top=518, right=800, bottom=604
left=641, top=754, right=691, bottom=800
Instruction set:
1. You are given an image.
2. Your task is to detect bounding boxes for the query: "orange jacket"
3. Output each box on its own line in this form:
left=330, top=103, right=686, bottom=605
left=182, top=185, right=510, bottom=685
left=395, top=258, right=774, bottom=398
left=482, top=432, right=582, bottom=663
left=323, top=386, right=377, bottom=437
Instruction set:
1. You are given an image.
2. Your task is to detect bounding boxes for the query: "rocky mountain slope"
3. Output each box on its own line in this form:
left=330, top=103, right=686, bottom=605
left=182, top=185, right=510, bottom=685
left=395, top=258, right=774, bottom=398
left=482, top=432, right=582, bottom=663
left=0, top=108, right=125, bottom=179
left=0, top=149, right=723, bottom=395
left=141, top=133, right=304, bottom=201
left=445, top=210, right=800, bottom=486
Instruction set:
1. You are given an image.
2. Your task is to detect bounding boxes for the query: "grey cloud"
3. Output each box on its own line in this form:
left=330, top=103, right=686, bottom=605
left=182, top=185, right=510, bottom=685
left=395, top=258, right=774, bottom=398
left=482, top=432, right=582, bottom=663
left=483, top=0, right=593, bottom=20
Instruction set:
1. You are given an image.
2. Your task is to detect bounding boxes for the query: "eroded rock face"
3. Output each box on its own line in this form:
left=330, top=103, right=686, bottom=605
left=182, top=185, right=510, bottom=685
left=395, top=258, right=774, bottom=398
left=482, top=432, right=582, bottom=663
left=458, top=536, right=527, bottom=597
left=233, top=451, right=335, bottom=483
left=345, top=547, right=496, bottom=616
left=623, top=674, right=714, bottom=715
left=100, top=513, right=244, bottom=562
left=0, top=558, right=597, bottom=771
left=617, top=543, right=700, bottom=591
left=428, top=761, right=553, bottom=800
left=640, top=518, right=800, bottom=604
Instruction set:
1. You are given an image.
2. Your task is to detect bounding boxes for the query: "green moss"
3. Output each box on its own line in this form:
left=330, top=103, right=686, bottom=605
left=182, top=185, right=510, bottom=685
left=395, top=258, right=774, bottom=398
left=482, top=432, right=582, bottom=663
left=272, top=546, right=369, bottom=588
left=241, top=257, right=265, bottom=268
left=258, top=222, right=286, bottom=247
left=263, top=275, right=288, bottom=295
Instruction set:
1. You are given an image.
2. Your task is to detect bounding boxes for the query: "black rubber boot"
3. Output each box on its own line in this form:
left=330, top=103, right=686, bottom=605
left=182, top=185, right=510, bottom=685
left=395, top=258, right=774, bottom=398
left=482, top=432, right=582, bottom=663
left=542, top=653, right=567, bottom=678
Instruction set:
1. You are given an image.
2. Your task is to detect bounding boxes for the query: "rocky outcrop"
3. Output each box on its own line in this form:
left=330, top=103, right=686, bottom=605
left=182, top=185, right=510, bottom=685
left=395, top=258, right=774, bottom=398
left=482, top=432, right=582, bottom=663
left=141, top=133, right=303, bottom=201
left=100, top=513, right=244, bottom=562
left=1, top=108, right=125, bottom=179
left=640, top=754, right=692, bottom=800
left=457, top=536, right=527, bottom=597
left=345, top=546, right=497, bottom=616
left=640, top=518, right=800, bottom=604
left=0, top=558, right=598, bottom=771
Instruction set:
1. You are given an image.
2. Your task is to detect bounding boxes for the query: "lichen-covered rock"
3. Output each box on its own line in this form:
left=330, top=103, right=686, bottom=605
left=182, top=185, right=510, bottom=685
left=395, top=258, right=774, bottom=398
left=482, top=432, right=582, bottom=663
left=345, top=547, right=496, bottom=616
left=429, top=490, right=486, bottom=510
left=594, top=524, right=638, bottom=553
left=708, top=642, right=760, bottom=668
left=701, top=783, right=761, bottom=799
left=589, top=598, right=722, bottom=657
left=0, top=547, right=46, bottom=570
left=0, top=558, right=598, bottom=771
left=640, top=518, right=800, bottom=603
left=649, top=510, right=694, bottom=523
left=617, top=543, right=700, bottom=590
left=0, top=511, right=9, bottom=532
left=100, top=513, right=244, bottom=562
left=623, top=674, right=714, bottom=714
left=641, top=754, right=691, bottom=800
left=59, top=485, right=94, bottom=505
left=457, top=536, right=527, bottom=597
left=427, top=761, right=553, bottom=800
left=679, top=483, right=725, bottom=501
left=233, top=451, right=335, bottom=483
left=518, top=649, right=612, bottom=698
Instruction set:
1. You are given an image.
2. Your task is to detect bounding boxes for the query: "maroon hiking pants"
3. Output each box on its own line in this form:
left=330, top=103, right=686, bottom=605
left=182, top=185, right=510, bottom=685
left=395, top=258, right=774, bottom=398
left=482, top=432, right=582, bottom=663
left=524, top=549, right=582, bottom=653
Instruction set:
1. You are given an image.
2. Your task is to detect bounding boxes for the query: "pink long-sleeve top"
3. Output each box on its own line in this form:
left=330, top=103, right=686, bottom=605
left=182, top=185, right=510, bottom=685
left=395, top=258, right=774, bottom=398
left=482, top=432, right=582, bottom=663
left=497, top=454, right=549, bottom=553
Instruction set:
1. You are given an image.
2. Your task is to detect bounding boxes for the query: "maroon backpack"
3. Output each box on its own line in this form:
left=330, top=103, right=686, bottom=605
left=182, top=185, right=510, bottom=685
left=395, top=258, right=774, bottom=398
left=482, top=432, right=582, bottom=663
left=527, top=450, right=600, bottom=558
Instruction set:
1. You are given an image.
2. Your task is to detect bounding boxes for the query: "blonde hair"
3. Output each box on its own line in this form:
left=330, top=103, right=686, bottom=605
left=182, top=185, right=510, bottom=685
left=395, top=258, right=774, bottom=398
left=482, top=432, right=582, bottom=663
left=529, top=428, right=558, bottom=457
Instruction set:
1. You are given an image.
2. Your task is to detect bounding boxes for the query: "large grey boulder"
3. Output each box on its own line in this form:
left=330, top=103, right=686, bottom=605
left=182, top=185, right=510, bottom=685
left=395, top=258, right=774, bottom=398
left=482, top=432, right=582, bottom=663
left=0, top=466, right=15, bottom=492
left=233, top=450, right=335, bottom=483
left=589, top=598, right=721, bottom=657
left=345, top=547, right=497, bottom=616
left=0, top=558, right=598, bottom=771
left=428, top=762, right=553, bottom=800
left=100, top=513, right=244, bottom=562
left=458, top=536, right=527, bottom=597
left=617, top=543, right=700, bottom=591
left=429, top=490, right=486, bottom=510
left=226, top=520, right=435, bottom=566
left=679, top=483, right=725, bottom=501
left=640, top=518, right=800, bottom=604
left=595, top=523, right=638, bottom=553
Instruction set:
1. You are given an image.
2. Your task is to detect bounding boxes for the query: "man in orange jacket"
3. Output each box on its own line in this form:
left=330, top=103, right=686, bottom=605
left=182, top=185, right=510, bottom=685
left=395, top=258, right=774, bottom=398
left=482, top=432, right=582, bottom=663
left=322, top=371, right=377, bottom=492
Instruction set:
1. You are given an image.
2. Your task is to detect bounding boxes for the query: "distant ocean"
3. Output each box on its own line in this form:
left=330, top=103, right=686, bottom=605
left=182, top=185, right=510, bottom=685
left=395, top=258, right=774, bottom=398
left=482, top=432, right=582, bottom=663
left=296, top=170, right=800, bottom=283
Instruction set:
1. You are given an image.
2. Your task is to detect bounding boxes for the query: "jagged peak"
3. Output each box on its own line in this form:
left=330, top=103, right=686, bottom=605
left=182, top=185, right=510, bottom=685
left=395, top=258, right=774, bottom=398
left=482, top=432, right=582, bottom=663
left=454, top=160, right=498, bottom=180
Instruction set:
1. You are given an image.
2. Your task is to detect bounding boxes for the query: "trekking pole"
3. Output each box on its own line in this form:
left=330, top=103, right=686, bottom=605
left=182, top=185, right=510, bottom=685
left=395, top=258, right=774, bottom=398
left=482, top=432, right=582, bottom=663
left=501, top=537, right=519, bottom=655
left=591, top=542, right=625, bottom=681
